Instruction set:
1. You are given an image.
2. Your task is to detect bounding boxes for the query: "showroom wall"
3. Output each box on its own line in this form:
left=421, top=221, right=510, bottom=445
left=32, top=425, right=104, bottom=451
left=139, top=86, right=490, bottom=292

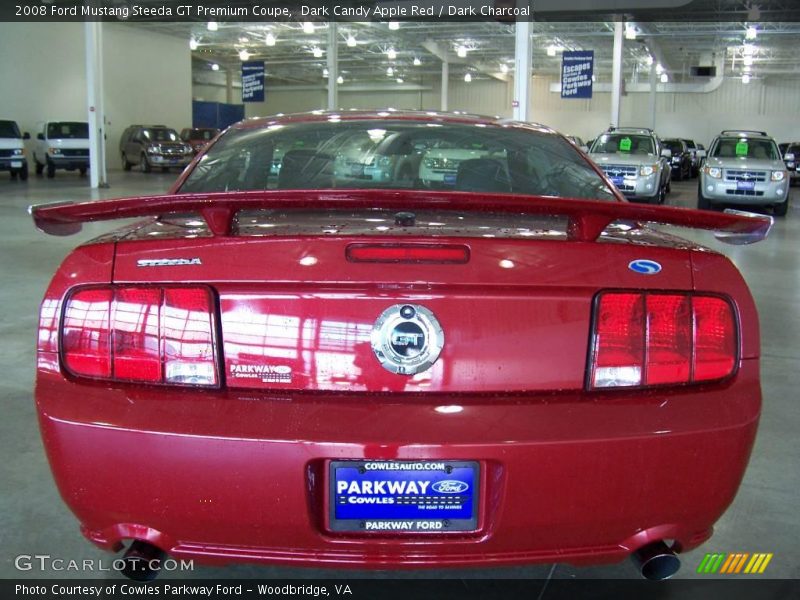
left=0, top=22, right=191, bottom=170
left=232, top=72, right=800, bottom=147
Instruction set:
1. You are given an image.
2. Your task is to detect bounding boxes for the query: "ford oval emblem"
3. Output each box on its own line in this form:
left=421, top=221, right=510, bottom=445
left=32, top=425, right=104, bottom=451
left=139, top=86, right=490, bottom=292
left=628, top=259, right=662, bottom=275
left=431, top=480, right=469, bottom=494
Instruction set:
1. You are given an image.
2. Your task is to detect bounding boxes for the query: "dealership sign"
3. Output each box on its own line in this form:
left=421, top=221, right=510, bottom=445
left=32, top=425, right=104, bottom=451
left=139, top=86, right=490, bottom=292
left=242, top=61, right=265, bottom=103
left=561, top=50, right=594, bottom=99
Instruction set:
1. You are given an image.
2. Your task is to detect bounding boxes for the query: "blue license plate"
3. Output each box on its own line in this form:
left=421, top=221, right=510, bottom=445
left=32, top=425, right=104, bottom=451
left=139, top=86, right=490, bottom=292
left=737, top=181, right=756, bottom=190
left=443, top=173, right=457, bottom=185
left=611, top=176, right=625, bottom=187
left=329, top=460, right=479, bottom=532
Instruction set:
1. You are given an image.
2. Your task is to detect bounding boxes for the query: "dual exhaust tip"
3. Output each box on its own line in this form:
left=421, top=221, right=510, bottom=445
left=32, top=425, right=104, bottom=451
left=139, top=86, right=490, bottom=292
left=119, top=539, right=680, bottom=581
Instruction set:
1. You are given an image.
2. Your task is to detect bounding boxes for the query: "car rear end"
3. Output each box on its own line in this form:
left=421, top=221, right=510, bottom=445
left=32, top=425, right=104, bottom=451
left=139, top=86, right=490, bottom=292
left=33, top=114, right=767, bottom=575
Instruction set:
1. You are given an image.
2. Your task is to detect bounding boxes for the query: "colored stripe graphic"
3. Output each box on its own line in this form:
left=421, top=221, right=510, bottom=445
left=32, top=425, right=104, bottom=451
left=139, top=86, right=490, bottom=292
left=698, top=552, right=773, bottom=574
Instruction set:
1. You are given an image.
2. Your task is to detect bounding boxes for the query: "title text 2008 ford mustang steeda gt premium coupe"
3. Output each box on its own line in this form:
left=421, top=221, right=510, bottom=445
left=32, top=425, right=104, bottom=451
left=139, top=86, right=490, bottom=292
left=31, top=112, right=772, bottom=581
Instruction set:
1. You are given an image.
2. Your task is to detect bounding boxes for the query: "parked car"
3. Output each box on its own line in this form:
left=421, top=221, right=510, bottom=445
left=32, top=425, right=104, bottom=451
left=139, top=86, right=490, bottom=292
left=565, top=135, right=589, bottom=152
left=0, top=119, right=29, bottom=180
left=779, top=142, right=799, bottom=186
left=33, top=121, right=90, bottom=178
left=119, top=125, right=193, bottom=172
left=179, top=127, right=220, bottom=155
left=682, top=138, right=702, bottom=177
left=32, top=111, right=772, bottom=582
left=588, top=127, right=672, bottom=204
left=661, top=138, right=693, bottom=181
left=698, top=130, right=790, bottom=216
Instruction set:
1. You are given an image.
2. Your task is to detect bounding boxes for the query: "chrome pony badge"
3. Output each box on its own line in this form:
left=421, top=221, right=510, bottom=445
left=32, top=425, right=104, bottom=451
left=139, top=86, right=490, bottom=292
left=371, top=304, right=444, bottom=375
left=628, top=259, right=662, bottom=275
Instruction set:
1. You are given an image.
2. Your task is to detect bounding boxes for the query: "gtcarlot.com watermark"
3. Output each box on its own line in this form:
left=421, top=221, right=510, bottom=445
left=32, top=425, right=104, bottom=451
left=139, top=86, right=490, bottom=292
left=15, top=553, right=194, bottom=573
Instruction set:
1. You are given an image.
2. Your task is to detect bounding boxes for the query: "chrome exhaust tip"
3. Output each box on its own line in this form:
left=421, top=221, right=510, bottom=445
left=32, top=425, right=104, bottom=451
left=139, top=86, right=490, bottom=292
left=631, top=541, right=681, bottom=580
left=119, top=540, right=166, bottom=582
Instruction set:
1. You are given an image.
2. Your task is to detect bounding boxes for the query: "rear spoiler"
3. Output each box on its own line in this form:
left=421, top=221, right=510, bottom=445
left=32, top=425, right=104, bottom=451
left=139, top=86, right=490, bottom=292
left=30, top=190, right=773, bottom=245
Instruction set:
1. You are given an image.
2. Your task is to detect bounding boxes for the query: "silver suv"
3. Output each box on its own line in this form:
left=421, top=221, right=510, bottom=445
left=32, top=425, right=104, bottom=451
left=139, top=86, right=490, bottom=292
left=699, top=130, right=789, bottom=217
left=588, top=127, right=671, bottom=204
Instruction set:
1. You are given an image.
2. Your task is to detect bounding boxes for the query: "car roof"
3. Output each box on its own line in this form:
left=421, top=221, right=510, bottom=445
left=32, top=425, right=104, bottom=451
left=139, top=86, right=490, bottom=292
left=234, top=110, right=558, bottom=135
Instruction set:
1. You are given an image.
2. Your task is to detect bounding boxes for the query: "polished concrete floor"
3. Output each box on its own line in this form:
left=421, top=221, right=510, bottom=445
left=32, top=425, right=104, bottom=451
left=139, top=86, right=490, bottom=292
left=0, top=169, right=797, bottom=581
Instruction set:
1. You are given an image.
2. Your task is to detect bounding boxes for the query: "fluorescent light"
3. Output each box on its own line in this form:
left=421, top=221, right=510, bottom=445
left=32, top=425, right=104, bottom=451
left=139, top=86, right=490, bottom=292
left=464, top=73, right=472, bottom=82
left=239, top=49, right=250, bottom=61
left=457, top=45, right=467, bottom=58
left=189, top=38, right=198, bottom=50
left=337, top=75, right=344, bottom=84
left=210, top=63, right=219, bottom=71
left=388, top=21, right=400, bottom=30
left=546, top=45, right=558, bottom=57
left=312, top=46, right=323, bottom=58
left=625, top=25, right=637, bottom=40
left=500, top=63, right=509, bottom=74
left=386, top=67, right=394, bottom=76
left=413, top=57, right=421, bottom=66
left=660, top=73, right=668, bottom=83
left=322, top=68, right=329, bottom=78
left=387, top=48, right=397, bottom=60
left=742, top=73, right=751, bottom=84
left=346, top=35, right=357, bottom=47
left=265, top=33, right=276, bottom=46
left=207, top=21, right=217, bottom=31
left=303, top=22, right=314, bottom=34
left=746, top=26, right=758, bottom=40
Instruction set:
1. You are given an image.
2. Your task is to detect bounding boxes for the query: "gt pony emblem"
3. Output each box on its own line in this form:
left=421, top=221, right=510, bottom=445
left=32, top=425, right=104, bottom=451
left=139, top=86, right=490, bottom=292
left=628, top=259, right=662, bottom=274
left=432, top=480, right=470, bottom=494
left=371, top=304, right=444, bottom=375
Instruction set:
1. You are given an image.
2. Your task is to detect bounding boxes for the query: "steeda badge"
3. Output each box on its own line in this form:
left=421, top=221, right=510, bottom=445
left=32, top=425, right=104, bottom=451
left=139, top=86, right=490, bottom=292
left=371, top=304, right=444, bottom=375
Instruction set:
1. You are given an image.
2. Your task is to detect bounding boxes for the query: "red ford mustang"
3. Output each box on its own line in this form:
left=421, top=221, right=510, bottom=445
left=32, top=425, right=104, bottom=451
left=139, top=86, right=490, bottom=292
left=32, top=111, right=772, bottom=581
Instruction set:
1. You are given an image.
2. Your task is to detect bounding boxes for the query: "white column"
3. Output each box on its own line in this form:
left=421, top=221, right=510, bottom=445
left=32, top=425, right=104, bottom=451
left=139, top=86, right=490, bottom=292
left=648, top=61, right=657, bottom=130
left=327, top=22, right=338, bottom=111
left=440, top=60, right=448, bottom=111
left=513, top=20, right=532, bottom=122
left=610, top=20, right=624, bottom=128
left=84, top=21, right=107, bottom=188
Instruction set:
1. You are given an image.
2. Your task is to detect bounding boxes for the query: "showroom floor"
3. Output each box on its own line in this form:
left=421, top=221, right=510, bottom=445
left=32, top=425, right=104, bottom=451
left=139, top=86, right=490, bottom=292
left=1, top=170, right=797, bottom=581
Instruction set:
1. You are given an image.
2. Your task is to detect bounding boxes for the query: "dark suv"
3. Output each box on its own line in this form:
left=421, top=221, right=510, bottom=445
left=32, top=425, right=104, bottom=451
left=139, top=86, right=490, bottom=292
left=662, top=138, right=692, bottom=181
left=180, top=128, right=220, bottom=155
left=119, top=125, right=193, bottom=173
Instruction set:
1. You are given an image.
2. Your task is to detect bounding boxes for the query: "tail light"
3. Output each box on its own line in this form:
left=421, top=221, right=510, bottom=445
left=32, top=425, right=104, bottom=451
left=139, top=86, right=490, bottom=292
left=590, top=291, right=737, bottom=389
left=346, top=243, right=470, bottom=264
left=61, top=286, right=218, bottom=386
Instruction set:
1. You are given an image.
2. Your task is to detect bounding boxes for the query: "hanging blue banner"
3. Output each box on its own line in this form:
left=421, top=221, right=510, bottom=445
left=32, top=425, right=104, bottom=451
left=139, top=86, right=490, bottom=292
left=242, top=61, right=265, bottom=103
left=561, top=51, right=594, bottom=99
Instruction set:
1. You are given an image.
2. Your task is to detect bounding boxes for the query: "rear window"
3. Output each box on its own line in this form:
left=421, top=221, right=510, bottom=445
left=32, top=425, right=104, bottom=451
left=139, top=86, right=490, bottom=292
left=712, top=137, right=779, bottom=160
left=47, top=122, right=89, bottom=139
left=179, top=119, right=616, bottom=201
left=0, top=120, right=21, bottom=138
left=662, top=140, right=684, bottom=154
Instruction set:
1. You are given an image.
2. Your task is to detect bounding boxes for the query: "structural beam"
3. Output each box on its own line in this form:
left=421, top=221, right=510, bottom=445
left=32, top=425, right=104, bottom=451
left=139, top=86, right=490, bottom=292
left=610, top=20, right=624, bottom=127
left=513, top=20, right=532, bottom=122
left=441, top=60, right=449, bottom=111
left=84, top=21, right=107, bottom=188
left=648, top=61, right=657, bottom=129
left=327, top=22, right=338, bottom=110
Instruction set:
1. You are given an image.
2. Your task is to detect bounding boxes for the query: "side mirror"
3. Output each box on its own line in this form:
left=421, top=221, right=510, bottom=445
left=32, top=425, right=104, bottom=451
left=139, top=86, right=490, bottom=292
left=785, top=153, right=796, bottom=162
left=23, top=132, right=30, bottom=140
left=37, top=133, right=44, bottom=140
left=660, top=148, right=672, bottom=158
left=696, top=149, right=707, bottom=159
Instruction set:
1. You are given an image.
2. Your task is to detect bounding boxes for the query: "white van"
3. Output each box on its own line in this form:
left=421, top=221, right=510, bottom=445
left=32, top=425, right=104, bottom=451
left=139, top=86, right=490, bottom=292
left=0, top=119, right=30, bottom=181
left=33, top=121, right=90, bottom=178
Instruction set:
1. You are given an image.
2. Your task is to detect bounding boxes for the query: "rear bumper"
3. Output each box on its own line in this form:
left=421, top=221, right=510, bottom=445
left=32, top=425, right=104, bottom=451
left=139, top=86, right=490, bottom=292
left=36, top=357, right=760, bottom=569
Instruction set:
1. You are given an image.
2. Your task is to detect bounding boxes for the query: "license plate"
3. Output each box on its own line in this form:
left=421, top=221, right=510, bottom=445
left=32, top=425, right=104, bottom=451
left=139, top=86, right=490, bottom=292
left=10, top=161, right=22, bottom=168
left=350, top=163, right=363, bottom=175
left=737, top=181, right=756, bottom=190
left=610, top=176, right=624, bottom=187
left=329, top=460, right=479, bottom=532
left=443, top=173, right=457, bottom=184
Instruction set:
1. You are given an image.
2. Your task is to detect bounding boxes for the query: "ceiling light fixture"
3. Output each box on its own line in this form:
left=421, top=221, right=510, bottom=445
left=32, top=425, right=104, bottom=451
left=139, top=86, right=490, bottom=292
left=413, top=57, right=421, bottom=66
left=388, top=21, right=400, bottom=30
left=210, top=63, right=219, bottom=71
left=464, top=73, right=472, bottom=82
left=322, top=68, right=329, bottom=78
left=745, top=26, right=758, bottom=40
left=457, top=45, right=467, bottom=58
left=346, top=34, right=357, bottom=47
left=743, top=55, right=754, bottom=66
left=386, top=67, right=394, bottom=76
left=742, top=73, right=751, bottom=84
left=743, top=65, right=752, bottom=72
left=207, top=21, right=218, bottom=31
left=312, top=46, right=323, bottom=58
left=656, top=63, right=664, bottom=75
left=546, top=45, right=558, bottom=57
left=743, top=43, right=756, bottom=56
left=265, top=33, right=276, bottom=46
left=337, top=75, right=344, bottom=84
left=387, top=48, right=397, bottom=60
left=660, top=73, right=668, bottom=83
left=303, top=22, right=315, bottom=34
left=625, top=25, right=637, bottom=40
left=238, top=49, right=250, bottom=61
left=189, top=38, right=198, bottom=50
left=396, top=77, right=404, bottom=84
left=500, top=63, right=509, bottom=74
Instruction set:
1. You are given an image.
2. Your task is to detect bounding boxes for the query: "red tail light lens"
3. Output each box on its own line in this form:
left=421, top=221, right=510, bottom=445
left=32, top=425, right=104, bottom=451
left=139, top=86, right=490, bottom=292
left=61, top=286, right=218, bottom=386
left=590, top=292, right=737, bottom=389
left=346, top=243, right=470, bottom=264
